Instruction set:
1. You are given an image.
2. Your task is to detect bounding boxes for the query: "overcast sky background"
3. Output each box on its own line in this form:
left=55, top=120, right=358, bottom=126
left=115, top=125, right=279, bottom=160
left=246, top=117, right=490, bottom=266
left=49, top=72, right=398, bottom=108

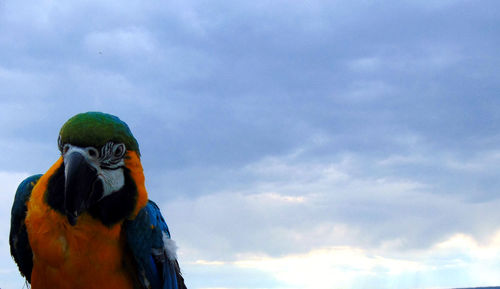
left=1, top=1, right=500, bottom=288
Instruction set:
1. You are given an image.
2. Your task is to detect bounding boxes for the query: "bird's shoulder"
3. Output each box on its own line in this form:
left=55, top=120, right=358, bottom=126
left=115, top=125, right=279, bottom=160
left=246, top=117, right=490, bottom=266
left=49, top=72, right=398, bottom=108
left=124, top=200, right=186, bottom=289
left=124, top=200, right=174, bottom=261
left=11, top=174, right=43, bottom=216
left=10, top=174, right=43, bottom=283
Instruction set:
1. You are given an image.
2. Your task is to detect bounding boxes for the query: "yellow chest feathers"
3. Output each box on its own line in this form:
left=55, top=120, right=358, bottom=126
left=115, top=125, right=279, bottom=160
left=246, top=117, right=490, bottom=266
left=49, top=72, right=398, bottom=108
left=25, top=201, right=134, bottom=289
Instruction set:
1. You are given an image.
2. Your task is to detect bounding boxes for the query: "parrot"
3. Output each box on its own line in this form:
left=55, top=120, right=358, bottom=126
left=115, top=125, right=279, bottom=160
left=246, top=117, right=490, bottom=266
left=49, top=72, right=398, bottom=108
left=9, top=112, right=187, bottom=289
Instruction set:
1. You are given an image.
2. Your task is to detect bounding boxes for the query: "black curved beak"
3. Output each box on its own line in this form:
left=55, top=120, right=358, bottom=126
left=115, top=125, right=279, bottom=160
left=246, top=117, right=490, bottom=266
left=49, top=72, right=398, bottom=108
left=64, top=151, right=98, bottom=226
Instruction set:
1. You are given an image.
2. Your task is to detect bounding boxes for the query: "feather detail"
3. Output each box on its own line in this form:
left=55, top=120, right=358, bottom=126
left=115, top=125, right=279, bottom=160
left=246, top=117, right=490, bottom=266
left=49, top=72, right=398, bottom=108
left=125, top=151, right=149, bottom=219
left=163, top=233, right=178, bottom=261
left=124, top=201, right=187, bottom=289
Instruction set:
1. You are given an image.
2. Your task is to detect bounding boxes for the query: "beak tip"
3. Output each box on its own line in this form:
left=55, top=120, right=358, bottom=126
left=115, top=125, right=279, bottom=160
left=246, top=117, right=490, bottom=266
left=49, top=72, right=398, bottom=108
left=66, top=213, right=78, bottom=226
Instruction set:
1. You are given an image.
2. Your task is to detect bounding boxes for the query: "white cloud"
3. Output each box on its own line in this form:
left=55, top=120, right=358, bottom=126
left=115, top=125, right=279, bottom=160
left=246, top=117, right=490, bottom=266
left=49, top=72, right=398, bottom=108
left=187, top=230, right=500, bottom=289
left=235, top=247, right=424, bottom=289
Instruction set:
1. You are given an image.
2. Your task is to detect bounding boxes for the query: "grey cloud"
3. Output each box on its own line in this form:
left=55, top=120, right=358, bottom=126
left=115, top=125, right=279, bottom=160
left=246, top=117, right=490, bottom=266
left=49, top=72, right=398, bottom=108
left=2, top=1, right=500, bottom=287
left=2, top=0, right=499, bottom=175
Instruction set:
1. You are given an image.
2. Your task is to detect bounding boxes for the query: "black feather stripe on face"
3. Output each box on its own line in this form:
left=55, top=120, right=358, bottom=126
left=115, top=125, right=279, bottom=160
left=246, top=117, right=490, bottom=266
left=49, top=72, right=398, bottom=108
left=87, top=167, right=137, bottom=227
left=46, top=164, right=65, bottom=214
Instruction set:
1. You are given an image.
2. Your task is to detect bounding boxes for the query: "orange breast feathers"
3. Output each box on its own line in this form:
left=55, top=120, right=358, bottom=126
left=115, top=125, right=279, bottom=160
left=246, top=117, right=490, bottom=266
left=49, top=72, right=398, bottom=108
left=25, top=151, right=148, bottom=289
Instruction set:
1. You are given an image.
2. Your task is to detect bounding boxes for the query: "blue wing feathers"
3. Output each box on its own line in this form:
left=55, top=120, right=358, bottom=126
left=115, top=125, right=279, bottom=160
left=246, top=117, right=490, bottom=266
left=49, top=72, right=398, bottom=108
left=10, top=174, right=42, bottom=283
left=125, top=200, right=186, bottom=289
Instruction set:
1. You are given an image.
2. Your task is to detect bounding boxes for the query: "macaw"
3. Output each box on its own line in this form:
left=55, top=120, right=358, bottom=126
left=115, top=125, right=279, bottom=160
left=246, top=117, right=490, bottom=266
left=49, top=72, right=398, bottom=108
left=9, top=112, right=187, bottom=289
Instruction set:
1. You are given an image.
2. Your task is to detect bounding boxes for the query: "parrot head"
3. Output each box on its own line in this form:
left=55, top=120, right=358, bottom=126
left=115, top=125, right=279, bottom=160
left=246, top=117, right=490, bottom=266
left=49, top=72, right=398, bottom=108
left=55, top=112, right=142, bottom=226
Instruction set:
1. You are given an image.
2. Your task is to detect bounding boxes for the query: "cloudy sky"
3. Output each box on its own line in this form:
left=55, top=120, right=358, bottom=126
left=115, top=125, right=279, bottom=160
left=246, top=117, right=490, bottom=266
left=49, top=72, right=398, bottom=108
left=1, top=1, right=500, bottom=288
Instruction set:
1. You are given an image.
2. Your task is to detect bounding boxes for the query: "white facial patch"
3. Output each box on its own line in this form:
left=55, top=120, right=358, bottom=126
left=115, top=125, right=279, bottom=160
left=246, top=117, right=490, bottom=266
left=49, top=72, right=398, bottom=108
left=98, top=168, right=125, bottom=198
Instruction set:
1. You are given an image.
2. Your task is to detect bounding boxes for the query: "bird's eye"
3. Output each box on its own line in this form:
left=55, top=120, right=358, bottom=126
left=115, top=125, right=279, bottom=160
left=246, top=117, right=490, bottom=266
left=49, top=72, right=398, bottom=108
left=62, top=144, right=70, bottom=154
left=87, top=147, right=99, bottom=158
left=113, top=143, right=125, bottom=158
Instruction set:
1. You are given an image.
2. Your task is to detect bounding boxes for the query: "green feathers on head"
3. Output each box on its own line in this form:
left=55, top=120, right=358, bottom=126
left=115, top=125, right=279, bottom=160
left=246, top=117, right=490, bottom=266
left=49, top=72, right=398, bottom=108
left=59, top=112, right=140, bottom=155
